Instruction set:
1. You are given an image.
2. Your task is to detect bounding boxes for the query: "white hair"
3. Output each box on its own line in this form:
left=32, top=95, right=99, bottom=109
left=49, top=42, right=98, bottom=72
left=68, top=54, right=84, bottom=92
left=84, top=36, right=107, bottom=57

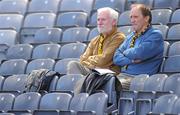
left=97, top=7, right=119, bottom=24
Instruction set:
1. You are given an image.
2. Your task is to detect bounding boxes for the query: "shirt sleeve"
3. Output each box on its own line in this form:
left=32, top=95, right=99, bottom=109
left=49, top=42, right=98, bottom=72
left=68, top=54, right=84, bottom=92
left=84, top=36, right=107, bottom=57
left=123, top=31, right=163, bottom=61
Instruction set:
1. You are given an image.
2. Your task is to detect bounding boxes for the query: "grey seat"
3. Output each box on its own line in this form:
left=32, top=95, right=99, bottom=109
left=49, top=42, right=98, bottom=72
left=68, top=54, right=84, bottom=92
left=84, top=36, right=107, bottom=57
left=118, top=10, right=131, bottom=26
left=0, top=30, right=17, bottom=47
left=0, top=93, right=15, bottom=112
left=153, top=0, right=179, bottom=10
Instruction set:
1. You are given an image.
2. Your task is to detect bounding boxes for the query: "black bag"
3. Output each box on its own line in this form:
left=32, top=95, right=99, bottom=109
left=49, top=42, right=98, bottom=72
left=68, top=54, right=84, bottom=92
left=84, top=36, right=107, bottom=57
left=24, top=69, right=61, bottom=93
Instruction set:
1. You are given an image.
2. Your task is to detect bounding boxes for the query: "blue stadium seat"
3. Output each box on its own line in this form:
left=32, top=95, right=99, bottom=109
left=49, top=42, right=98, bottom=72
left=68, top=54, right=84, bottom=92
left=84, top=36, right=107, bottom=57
left=55, top=74, right=83, bottom=94
left=0, top=76, right=4, bottom=91
left=26, top=59, right=55, bottom=74
left=0, top=93, right=15, bottom=112
left=6, top=44, right=33, bottom=60
left=0, top=59, right=27, bottom=76
left=28, top=0, right=61, bottom=13
left=118, top=10, right=131, bottom=26
left=77, top=93, right=108, bottom=115
left=58, top=42, right=86, bottom=59
left=118, top=25, right=133, bottom=36
left=87, top=27, right=99, bottom=41
left=152, top=25, right=169, bottom=39
left=163, top=41, right=170, bottom=57
left=0, top=30, right=17, bottom=47
left=167, top=24, right=180, bottom=42
left=172, top=98, right=180, bottom=114
left=168, top=41, right=180, bottom=56
left=151, top=9, right=172, bottom=25
left=87, top=12, right=97, bottom=27
left=56, top=12, right=88, bottom=28
left=93, top=0, right=126, bottom=13
left=125, top=0, right=154, bottom=10
left=153, top=0, right=180, bottom=10
left=0, top=0, right=28, bottom=15
left=0, top=14, right=24, bottom=32
left=33, top=28, right=62, bottom=44
left=54, top=58, right=79, bottom=74
left=170, top=9, right=180, bottom=24
left=59, top=0, right=94, bottom=15
left=61, top=27, right=90, bottom=43
left=20, top=13, right=56, bottom=44
left=32, top=44, right=61, bottom=59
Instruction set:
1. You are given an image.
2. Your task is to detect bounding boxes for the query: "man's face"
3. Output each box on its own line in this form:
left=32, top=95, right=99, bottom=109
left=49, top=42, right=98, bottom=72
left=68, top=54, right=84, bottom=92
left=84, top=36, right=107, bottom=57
left=130, top=7, right=148, bottom=33
left=97, top=11, right=114, bottom=34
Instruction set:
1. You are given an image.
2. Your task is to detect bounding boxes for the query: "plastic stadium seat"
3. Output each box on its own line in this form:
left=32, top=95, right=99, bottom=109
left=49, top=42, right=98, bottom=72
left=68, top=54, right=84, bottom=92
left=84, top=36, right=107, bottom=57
left=87, top=12, right=97, bottom=27
left=0, top=93, right=15, bottom=112
left=93, top=0, right=126, bottom=13
left=163, top=73, right=180, bottom=96
left=32, top=44, right=61, bottom=59
left=168, top=41, right=180, bottom=56
left=148, top=94, right=178, bottom=115
left=77, top=93, right=108, bottom=115
left=0, top=14, right=24, bottom=32
left=59, top=0, right=94, bottom=15
left=163, top=55, right=180, bottom=73
left=2, top=74, right=28, bottom=93
left=56, top=12, right=88, bottom=28
left=151, top=9, right=172, bottom=25
left=125, top=0, right=154, bottom=10
left=61, top=27, right=90, bottom=43
left=0, top=76, right=4, bottom=91
left=118, top=26, right=133, bottom=36
left=0, top=0, right=28, bottom=15
left=20, top=13, right=56, bottom=44
left=28, top=0, right=61, bottom=13
left=153, top=0, right=179, bottom=10
left=58, top=42, right=86, bottom=59
left=163, top=41, right=170, bottom=57
left=167, top=24, right=180, bottom=41
left=172, top=98, right=180, bottom=114
left=152, top=25, right=169, bottom=39
left=0, top=59, right=27, bottom=76
left=6, top=44, right=33, bottom=60
left=0, top=30, right=17, bottom=46
left=55, top=74, right=83, bottom=93
left=170, top=9, right=180, bottom=24
left=39, top=92, right=72, bottom=110
left=33, top=28, right=62, bottom=44
left=26, top=59, right=55, bottom=74
left=87, top=27, right=99, bottom=41
left=0, top=113, right=15, bottom=115
left=54, top=58, right=79, bottom=74
left=12, top=92, right=41, bottom=111
left=118, top=10, right=131, bottom=26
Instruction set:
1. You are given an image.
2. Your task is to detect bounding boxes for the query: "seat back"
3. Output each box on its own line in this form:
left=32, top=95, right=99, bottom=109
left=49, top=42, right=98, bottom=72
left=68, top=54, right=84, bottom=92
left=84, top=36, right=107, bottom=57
left=0, top=93, right=15, bottom=112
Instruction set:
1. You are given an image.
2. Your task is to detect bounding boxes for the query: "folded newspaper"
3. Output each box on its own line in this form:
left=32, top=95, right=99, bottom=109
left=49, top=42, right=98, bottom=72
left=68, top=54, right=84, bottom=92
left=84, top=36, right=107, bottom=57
left=92, top=68, right=115, bottom=75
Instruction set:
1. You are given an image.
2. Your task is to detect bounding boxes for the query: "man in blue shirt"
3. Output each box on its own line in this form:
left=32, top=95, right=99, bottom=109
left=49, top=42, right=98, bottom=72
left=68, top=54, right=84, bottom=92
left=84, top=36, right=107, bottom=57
left=113, top=4, right=164, bottom=89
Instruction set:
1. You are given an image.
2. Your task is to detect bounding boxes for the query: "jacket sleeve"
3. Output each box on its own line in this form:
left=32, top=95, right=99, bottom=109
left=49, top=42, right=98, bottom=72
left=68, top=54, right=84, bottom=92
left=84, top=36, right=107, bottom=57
left=85, top=34, right=125, bottom=68
left=123, top=31, right=163, bottom=60
left=113, top=38, right=132, bottom=66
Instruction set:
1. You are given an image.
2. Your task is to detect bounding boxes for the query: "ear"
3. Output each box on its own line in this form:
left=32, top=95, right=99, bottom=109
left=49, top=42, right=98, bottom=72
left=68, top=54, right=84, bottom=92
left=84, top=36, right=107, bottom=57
left=112, top=19, right=117, bottom=26
left=145, top=16, right=150, bottom=23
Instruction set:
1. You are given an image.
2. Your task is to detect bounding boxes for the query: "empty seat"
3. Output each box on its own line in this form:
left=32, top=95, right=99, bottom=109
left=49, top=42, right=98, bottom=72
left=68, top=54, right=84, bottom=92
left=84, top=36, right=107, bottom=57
left=170, top=9, right=180, bottom=24
left=12, top=92, right=41, bottom=111
left=172, top=97, right=180, bottom=114
left=151, top=9, right=172, bottom=25
left=26, top=59, right=55, bottom=74
left=55, top=74, right=83, bottom=93
left=163, top=73, right=180, bottom=96
left=87, top=12, right=97, bottom=27
left=33, top=28, right=62, bottom=44
left=59, top=0, right=94, bottom=15
left=0, top=14, right=24, bottom=32
left=77, top=93, right=108, bottom=115
left=6, top=44, right=33, bottom=60
left=0, top=59, right=27, bottom=76
left=28, top=0, right=61, bottom=13
left=54, top=58, right=79, bottom=74
left=58, top=42, right=86, bottom=59
left=32, top=44, right=61, bottom=59
left=167, top=24, right=180, bottom=41
left=168, top=41, right=180, bottom=56
left=2, top=74, right=28, bottom=93
left=152, top=25, right=169, bottom=39
left=39, top=92, right=72, bottom=110
left=56, top=12, right=88, bottom=28
left=93, top=0, right=126, bottom=13
left=0, top=30, right=17, bottom=46
left=0, top=93, right=15, bottom=112
left=118, top=10, right=131, bottom=26
left=61, top=27, right=90, bottom=43
left=162, top=55, right=180, bottom=73
left=163, top=41, right=170, bottom=57
left=0, top=0, right=28, bottom=15
left=153, top=0, right=179, bottom=10
left=0, top=76, right=4, bottom=91
left=20, top=13, right=56, bottom=44
left=125, top=0, right=154, bottom=10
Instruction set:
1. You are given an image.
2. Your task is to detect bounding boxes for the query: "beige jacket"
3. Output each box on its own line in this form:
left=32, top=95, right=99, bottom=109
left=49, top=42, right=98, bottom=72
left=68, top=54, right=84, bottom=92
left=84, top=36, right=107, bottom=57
left=80, top=28, right=125, bottom=74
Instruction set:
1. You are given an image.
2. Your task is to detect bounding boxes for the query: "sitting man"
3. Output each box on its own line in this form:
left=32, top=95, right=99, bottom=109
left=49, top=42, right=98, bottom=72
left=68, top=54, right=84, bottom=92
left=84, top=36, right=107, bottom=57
left=113, top=4, right=164, bottom=89
left=67, top=7, right=125, bottom=75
